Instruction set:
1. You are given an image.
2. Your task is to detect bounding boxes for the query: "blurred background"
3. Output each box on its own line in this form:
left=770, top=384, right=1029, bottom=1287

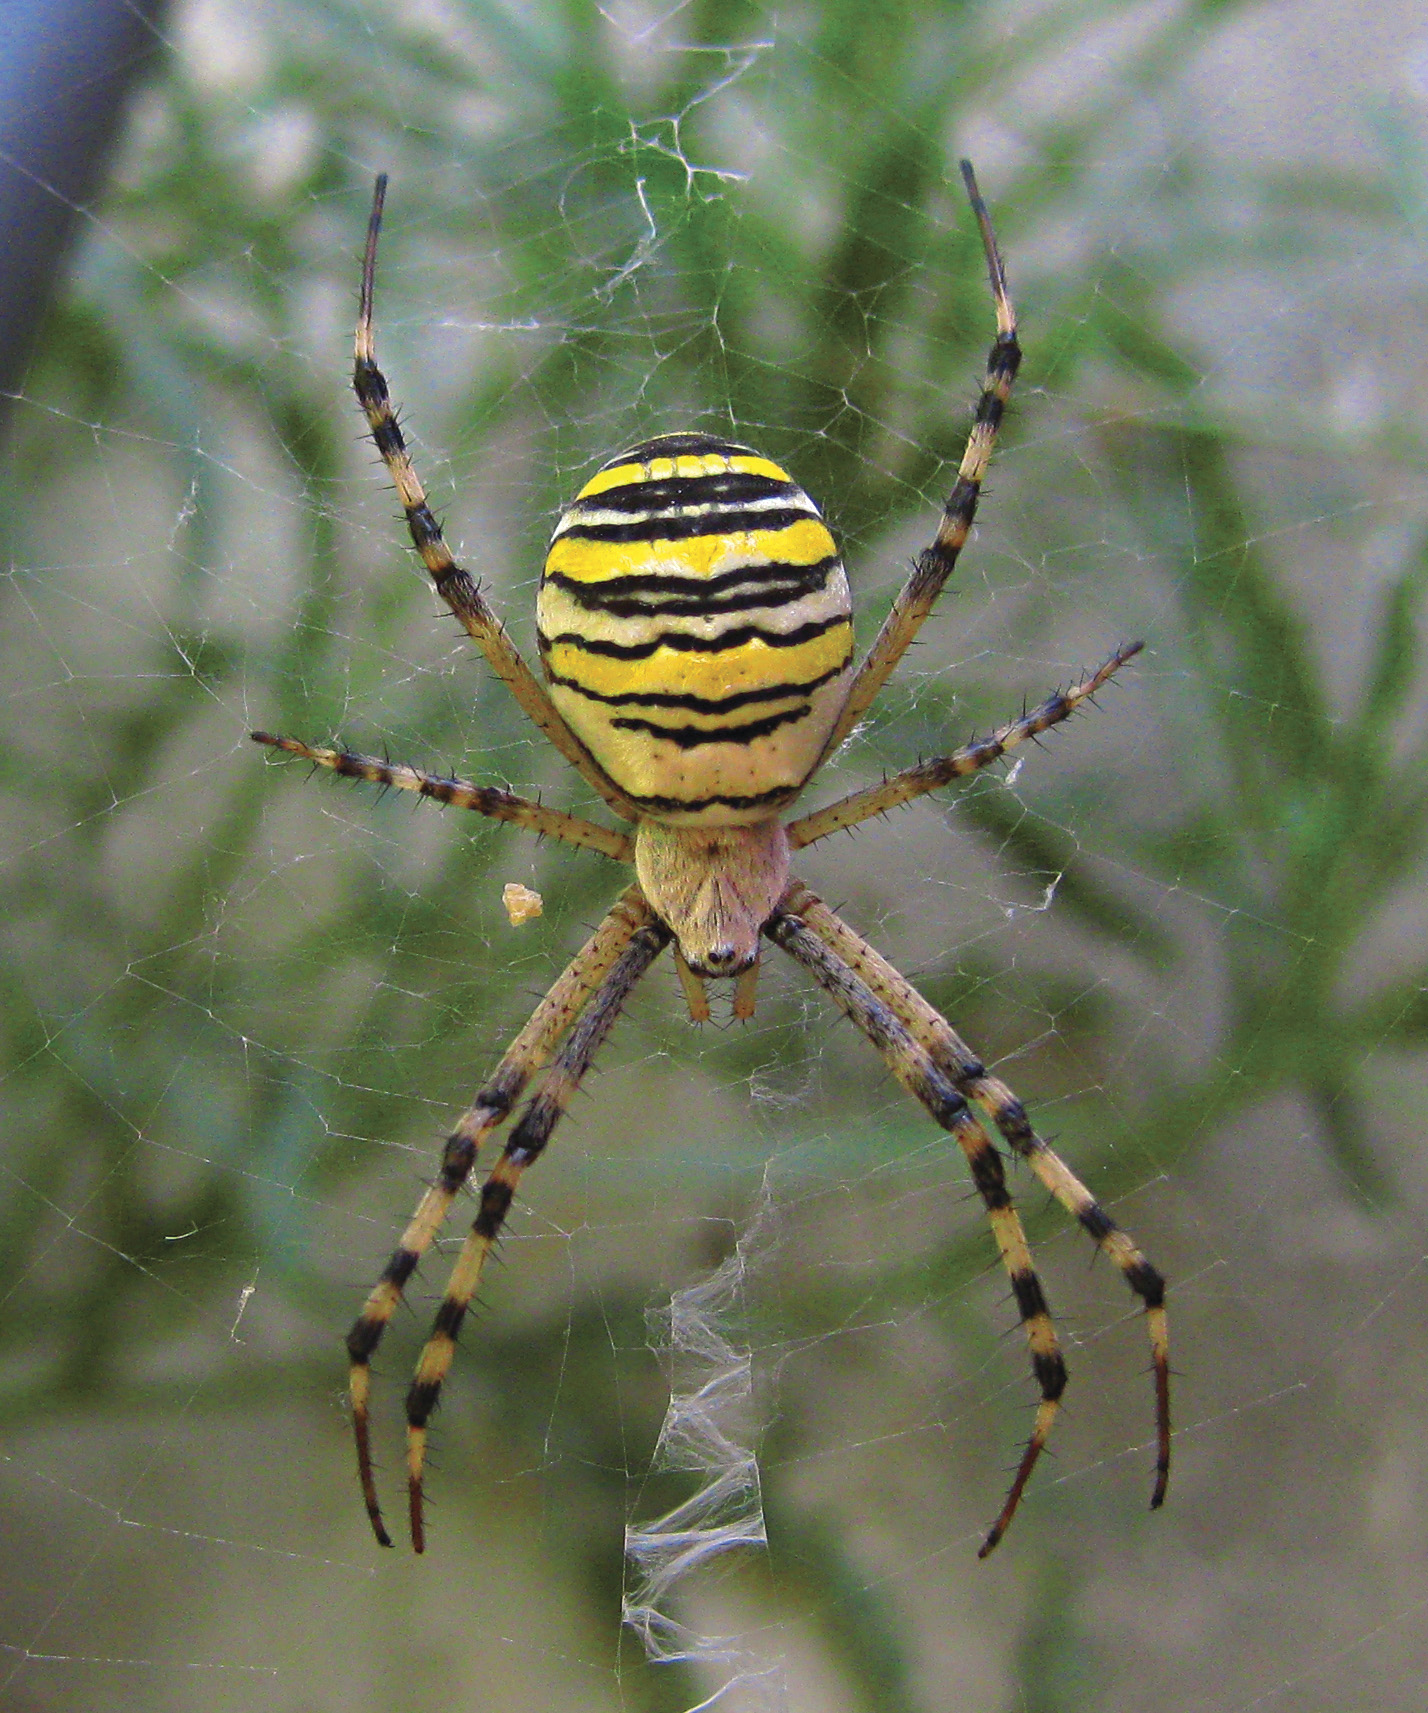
left=2, top=0, right=1427, bottom=1708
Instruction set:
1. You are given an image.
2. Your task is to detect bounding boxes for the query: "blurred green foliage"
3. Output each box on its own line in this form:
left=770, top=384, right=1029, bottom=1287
left=1, top=1, right=1424, bottom=1708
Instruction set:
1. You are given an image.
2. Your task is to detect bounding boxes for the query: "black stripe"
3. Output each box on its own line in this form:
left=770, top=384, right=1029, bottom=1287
left=609, top=705, right=815, bottom=747
left=383, top=1248, right=420, bottom=1289
left=1011, top=1270, right=1050, bottom=1322
left=617, top=781, right=798, bottom=814
left=432, top=1296, right=467, bottom=1340
left=975, top=393, right=1005, bottom=435
left=576, top=588, right=821, bottom=621
left=989, top=1094, right=1033, bottom=1152
left=547, top=661, right=845, bottom=714
left=407, top=1378, right=442, bottom=1428
left=405, top=501, right=445, bottom=552
left=1126, top=1259, right=1166, bottom=1307
left=473, top=1176, right=514, bottom=1241
left=548, top=557, right=837, bottom=603
left=543, top=556, right=841, bottom=617
left=987, top=332, right=1020, bottom=387
left=554, top=504, right=817, bottom=545
left=599, top=432, right=757, bottom=467
left=967, top=1139, right=1011, bottom=1209
left=347, top=1315, right=384, bottom=1363
left=539, top=614, right=851, bottom=661
left=438, top=1131, right=480, bottom=1190
left=1034, top=1350, right=1068, bottom=1397
left=568, top=469, right=803, bottom=517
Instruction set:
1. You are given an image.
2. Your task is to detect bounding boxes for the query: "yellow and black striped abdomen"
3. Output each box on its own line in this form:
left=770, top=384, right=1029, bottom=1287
left=538, top=433, right=853, bottom=826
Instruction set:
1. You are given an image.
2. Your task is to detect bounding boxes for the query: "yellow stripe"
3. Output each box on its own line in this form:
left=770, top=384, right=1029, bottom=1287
left=545, top=517, right=837, bottom=584
left=546, top=623, right=852, bottom=704
left=576, top=452, right=793, bottom=500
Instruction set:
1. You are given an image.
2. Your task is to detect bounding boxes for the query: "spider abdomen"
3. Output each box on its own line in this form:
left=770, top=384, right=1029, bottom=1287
left=537, top=433, right=853, bottom=826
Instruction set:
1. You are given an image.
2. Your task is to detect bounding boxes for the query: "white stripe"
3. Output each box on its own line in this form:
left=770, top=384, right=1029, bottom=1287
left=551, top=491, right=821, bottom=536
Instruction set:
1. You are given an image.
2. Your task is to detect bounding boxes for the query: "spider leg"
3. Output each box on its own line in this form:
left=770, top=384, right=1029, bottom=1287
left=765, top=886, right=1064, bottom=1557
left=787, top=644, right=1142, bottom=850
left=819, top=161, right=1019, bottom=764
left=787, top=884, right=1170, bottom=1515
left=732, top=953, right=760, bottom=1021
left=404, top=911, right=671, bottom=1550
left=673, top=948, right=712, bottom=1023
left=351, top=175, right=638, bottom=821
left=346, top=884, right=655, bottom=1546
left=252, top=733, right=632, bottom=860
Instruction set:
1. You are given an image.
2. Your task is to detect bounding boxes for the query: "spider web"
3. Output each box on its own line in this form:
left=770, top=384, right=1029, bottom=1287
left=3, top=1, right=1428, bottom=1709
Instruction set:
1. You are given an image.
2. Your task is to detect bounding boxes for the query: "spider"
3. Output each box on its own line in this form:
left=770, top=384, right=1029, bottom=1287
left=254, top=163, right=1169, bottom=1557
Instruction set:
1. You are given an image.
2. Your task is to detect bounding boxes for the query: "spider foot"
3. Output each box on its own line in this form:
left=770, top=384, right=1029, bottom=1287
left=348, top=1358, right=395, bottom=1547
left=1149, top=1301, right=1171, bottom=1508
left=976, top=1396, right=1058, bottom=1559
left=407, top=1427, right=429, bottom=1553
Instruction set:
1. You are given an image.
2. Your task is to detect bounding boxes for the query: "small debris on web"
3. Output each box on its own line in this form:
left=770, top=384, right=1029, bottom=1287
left=501, top=881, right=544, bottom=926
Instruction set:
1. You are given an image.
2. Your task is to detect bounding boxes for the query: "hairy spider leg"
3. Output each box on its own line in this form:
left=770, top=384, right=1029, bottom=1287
left=788, top=644, right=1143, bottom=850
left=404, top=913, right=672, bottom=1550
left=346, top=886, right=655, bottom=1545
left=351, top=175, right=637, bottom=820
left=673, top=949, right=712, bottom=1023
left=765, top=893, right=1064, bottom=1557
left=787, top=884, right=1170, bottom=1514
left=818, top=160, right=1020, bottom=764
left=251, top=735, right=633, bottom=860
left=731, top=955, right=761, bottom=1020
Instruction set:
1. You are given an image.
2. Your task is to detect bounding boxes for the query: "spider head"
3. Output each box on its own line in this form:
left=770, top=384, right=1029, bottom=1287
left=633, top=819, right=791, bottom=977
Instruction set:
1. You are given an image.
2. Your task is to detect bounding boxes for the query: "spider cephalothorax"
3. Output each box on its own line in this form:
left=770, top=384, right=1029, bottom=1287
left=254, top=166, right=1170, bottom=1557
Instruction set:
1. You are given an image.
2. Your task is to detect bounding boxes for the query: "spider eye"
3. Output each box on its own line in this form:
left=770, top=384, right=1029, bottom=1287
left=693, top=943, right=746, bottom=976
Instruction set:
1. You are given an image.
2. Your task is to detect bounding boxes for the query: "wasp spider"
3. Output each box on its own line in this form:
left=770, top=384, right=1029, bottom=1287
left=254, top=164, right=1169, bottom=1556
